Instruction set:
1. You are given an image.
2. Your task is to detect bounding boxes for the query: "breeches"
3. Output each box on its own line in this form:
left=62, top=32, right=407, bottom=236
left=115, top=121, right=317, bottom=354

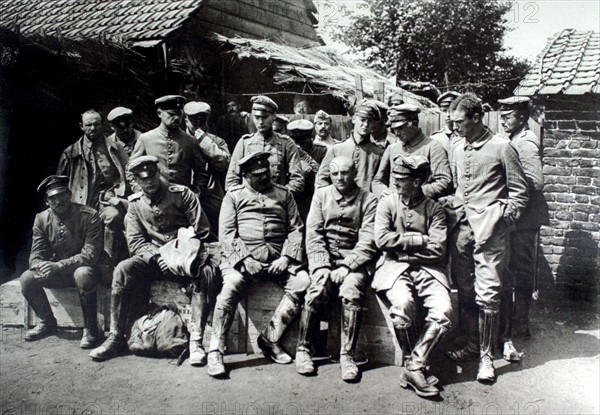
left=449, top=218, right=507, bottom=310
left=383, top=267, right=452, bottom=329
left=304, top=268, right=369, bottom=309
left=216, top=267, right=310, bottom=310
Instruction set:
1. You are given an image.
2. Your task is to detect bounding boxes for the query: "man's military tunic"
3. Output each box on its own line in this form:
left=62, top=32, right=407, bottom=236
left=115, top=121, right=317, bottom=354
left=304, top=185, right=378, bottom=308
left=372, top=131, right=452, bottom=200
left=506, top=126, right=549, bottom=304
left=190, top=129, right=231, bottom=235
left=316, top=134, right=385, bottom=192
left=131, top=125, right=208, bottom=194
left=225, top=131, right=305, bottom=195
left=108, top=129, right=142, bottom=157
left=373, top=193, right=452, bottom=329
left=448, top=127, right=529, bottom=310
left=112, top=181, right=212, bottom=293
left=217, top=183, right=309, bottom=309
left=20, top=204, right=107, bottom=321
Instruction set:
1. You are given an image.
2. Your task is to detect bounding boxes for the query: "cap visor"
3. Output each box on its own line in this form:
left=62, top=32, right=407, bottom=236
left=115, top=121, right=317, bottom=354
left=45, top=187, right=69, bottom=197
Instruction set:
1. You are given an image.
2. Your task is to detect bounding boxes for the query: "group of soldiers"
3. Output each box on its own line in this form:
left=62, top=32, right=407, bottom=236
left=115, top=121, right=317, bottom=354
left=20, top=89, right=547, bottom=398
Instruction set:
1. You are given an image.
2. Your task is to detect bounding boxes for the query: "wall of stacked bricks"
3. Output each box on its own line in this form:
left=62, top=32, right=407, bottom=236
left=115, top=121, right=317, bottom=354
left=539, top=96, right=600, bottom=293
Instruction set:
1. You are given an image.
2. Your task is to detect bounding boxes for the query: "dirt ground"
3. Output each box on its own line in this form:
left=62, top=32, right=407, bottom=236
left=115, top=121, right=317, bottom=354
left=1, top=291, right=598, bottom=415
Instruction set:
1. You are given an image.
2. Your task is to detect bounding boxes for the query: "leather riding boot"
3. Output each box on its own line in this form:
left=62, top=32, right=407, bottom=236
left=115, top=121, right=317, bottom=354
left=340, top=304, right=361, bottom=382
left=394, top=325, right=438, bottom=385
left=207, top=306, right=235, bottom=377
left=258, top=295, right=299, bottom=364
left=296, top=306, right=318, bottom=375
left=446, top=305, right=479, bottom=361
left=189, top=291, right=210, bottom=366
left=78, top=289, right=104, bottom=349
left=513, top=290, right=532, bottom=339
left=477, top=309, right=499, bottom=383
left=89, top=289, right=129, bottom=361
left=399, top=367, right=440, bottom=398
left=406, top=322, right=447, bottom=371
left=393, top=325, right=415, bottom=365
left=22, top=281, right=57, bottom=341
left=499, top=290, right=520, bottom=362
left=104, top=228, right=128, bottom=264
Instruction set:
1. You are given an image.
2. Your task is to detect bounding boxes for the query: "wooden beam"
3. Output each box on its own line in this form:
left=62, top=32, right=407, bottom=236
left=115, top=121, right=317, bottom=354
left=354, top=75, right=364, bottom=101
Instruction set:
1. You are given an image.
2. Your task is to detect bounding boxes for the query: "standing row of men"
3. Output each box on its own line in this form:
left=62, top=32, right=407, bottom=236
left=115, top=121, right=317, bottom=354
left=20, top=90, right=546, bottom=398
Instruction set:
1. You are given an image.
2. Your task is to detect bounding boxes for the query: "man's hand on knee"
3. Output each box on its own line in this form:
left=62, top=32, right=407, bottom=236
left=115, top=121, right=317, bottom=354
left=243, top=257, right=264, bottom=276
left=268, top=256, right=290, bottom=275
left=330, top=266, right=350, bottom=284
left=311, top=267, right=331, bottom=284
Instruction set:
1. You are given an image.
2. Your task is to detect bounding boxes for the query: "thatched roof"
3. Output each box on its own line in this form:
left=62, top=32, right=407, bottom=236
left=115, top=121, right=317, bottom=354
left=215, top=34, right=438, bottom=110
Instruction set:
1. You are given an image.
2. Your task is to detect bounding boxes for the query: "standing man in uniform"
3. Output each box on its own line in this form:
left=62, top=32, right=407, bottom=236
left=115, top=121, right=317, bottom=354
left=183, top=101, right=231, bottom=235
left=372, top=104, right=451, bottom=201
left=295, top=156, right=378, bottom=382
left=57, top=109, right=130, bottom=264
left=370, top=100, right=397, bottom=149
left=19, top=176, right=107, bottom=348
left=131, top=95, right=209, bottom=195
left=287, top=119, right=328, bottom=221
left=387, top=92, right=404, bottom=107
left=216, top=96, right=250, bottom=152
left=373, top=156, right=451, bottom=397
left=498, top=96, right=548, bottom=359
left=207, top=152, right=310, bottom=378
left=273, top=114, right=290, bottom=134
left=225, top=96, right=304, bottom=196
left=106, top=106, right=142, bottom=157
left=445, top=93, right=529, bottom=383
left=430, top=91, right=460, bottom=155
left=313, top=110, right=337, bottom=147
left=89, top=156, right=217, bottom=364
left=316, top=99, right=384, bottom=192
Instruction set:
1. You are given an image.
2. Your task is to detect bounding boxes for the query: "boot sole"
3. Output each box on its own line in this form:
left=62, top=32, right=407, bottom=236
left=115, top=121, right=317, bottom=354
left=445, top=350, right=479, bottom=362
left=400, top=380, right=439, bottom=397
left=257, top=337, right=292, bottom=364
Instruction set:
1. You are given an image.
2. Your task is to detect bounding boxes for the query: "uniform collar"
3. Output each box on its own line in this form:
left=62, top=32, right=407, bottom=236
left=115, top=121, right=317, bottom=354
left=352, top=131, right=369, bottom=145
left=142, top=181, right=168, bottom=204
left=158, top=123, right=182, bottom=138
left=332, top=185, right=360, bottom=203
left=399, top=193, right=425, bottom=209
left=509, top=124, right=529, bottom=139
left=402, top=130, right=426, bottom=150
left=464, top=126, right=493, bottom=149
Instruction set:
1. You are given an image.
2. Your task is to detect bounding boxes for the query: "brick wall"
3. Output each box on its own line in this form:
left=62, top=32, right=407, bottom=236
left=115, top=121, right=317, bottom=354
left=540, top=95, right=600, bottom=298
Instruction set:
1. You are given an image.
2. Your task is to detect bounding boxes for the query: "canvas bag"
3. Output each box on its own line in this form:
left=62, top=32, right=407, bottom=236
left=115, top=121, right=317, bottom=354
left=127, top=306, right=189, bottom=358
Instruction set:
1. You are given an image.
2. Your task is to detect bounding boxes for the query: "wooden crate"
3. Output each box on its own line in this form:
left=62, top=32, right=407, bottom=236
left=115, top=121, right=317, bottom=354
left=149, top=279, right=245, bottom=354
left=0, top=279, right=110, bottom=330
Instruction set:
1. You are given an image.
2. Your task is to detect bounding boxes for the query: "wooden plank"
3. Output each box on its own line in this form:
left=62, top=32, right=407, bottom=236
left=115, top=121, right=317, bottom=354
left=211, top=1, right=316, bottom=33
left=354, top=75, right=364, bottom=101
left=375, top=82, right=385, bottom=102
left=200, top=5, right=319, bottom=46
left=0, top=280, right=27, bottom=327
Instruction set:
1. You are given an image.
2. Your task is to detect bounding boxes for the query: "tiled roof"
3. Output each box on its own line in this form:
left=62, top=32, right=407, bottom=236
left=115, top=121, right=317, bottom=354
left=515, top=29, right=600, bottom=96
left=0, top=0, right=204, bottom=44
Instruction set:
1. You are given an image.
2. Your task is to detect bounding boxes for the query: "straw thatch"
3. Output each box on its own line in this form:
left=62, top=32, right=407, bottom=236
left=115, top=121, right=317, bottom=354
left=215, top=34, right=439, bottom=110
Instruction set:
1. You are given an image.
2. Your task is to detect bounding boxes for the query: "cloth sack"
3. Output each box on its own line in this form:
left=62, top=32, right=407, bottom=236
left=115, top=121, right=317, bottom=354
left=127, top=306, right=189, bottom=358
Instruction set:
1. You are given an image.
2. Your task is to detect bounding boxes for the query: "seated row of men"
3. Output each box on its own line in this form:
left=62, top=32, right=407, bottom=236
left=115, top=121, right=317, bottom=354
left=20, top=91, right=546, bottom=398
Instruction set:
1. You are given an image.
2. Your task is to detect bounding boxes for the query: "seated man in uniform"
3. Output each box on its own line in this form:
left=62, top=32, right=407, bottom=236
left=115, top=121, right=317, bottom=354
left=207, top=151, right=310, bottom=378
left=373, top=155, right=452, bottom=398
left=295, top=156, right=378, bottom=382
left=19, top=175, right=107, bottom=348
left=90, top=156, right=218, bottom=365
